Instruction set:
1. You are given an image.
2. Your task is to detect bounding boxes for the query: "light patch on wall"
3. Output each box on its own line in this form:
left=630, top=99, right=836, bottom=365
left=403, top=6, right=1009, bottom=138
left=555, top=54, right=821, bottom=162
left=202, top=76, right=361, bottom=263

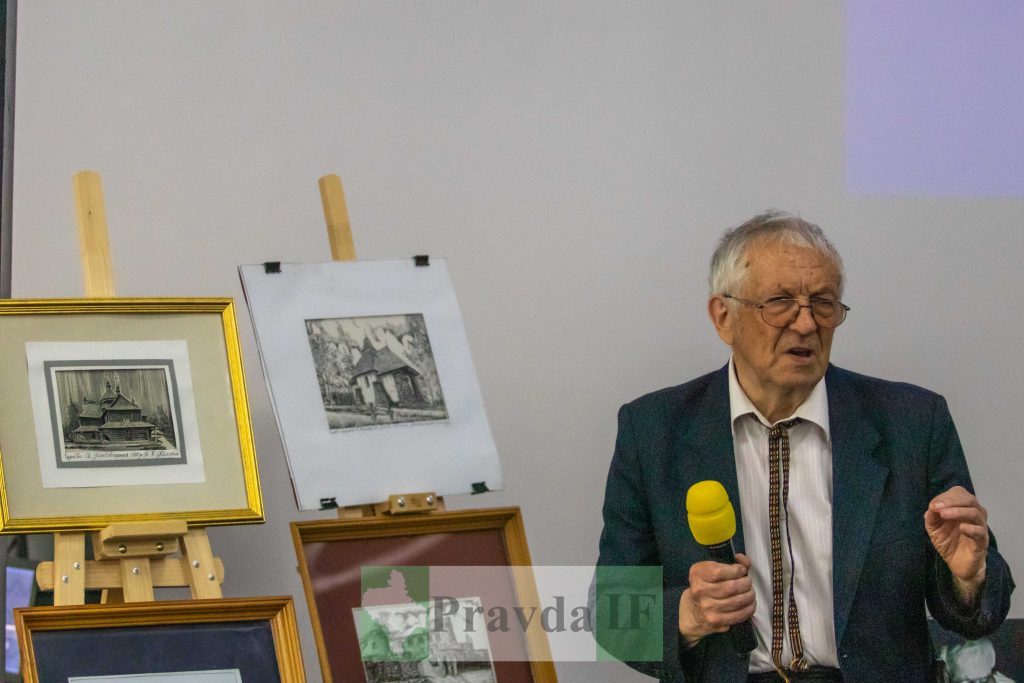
left=845, top=0, right=1024, bottom=196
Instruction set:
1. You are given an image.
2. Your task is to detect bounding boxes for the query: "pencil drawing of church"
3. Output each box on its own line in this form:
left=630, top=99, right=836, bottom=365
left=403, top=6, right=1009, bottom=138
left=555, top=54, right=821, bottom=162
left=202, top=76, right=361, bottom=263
left=56, top=369, right=178, bottom=451
left=356, top=597, right=495, bottom=683
left=72, top=378, right=157, bottom=444
left=350, top=336, right=429, bottom=410
left=305, top=313, right=449, bottom=431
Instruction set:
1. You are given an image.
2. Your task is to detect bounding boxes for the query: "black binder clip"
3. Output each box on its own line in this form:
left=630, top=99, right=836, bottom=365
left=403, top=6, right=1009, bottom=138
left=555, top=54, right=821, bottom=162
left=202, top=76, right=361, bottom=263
left=413, top=255, right=430, bottom=267
left=470, top=482, right=490, bottom=495
left=319, top=497, right=338, bottom=510
left=264, top=261, right=282, bottom=274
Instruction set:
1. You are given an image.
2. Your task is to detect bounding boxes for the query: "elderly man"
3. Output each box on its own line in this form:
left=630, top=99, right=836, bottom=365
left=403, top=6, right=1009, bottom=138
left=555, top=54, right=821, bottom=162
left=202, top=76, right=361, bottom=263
left=596, top=211, right=1013, bottom=682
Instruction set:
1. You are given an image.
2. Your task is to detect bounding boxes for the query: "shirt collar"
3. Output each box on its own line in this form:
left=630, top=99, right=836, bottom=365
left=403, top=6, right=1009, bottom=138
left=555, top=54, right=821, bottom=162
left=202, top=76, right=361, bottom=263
left=727, top=357, right=830, bottom=439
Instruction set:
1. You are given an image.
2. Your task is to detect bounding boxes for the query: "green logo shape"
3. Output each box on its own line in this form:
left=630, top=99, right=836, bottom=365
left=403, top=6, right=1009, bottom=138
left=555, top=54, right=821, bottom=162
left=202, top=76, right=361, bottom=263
left=594, top=565, right=663, bottom=662
left=357, top=566, right=431, bottom=664
left=360, top=565, right=430, bottom=603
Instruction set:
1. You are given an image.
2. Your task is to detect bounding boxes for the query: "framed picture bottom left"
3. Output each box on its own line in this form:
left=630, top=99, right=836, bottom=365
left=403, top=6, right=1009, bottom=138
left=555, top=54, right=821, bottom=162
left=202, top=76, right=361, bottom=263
left=14, top=596, right=305, bottom=683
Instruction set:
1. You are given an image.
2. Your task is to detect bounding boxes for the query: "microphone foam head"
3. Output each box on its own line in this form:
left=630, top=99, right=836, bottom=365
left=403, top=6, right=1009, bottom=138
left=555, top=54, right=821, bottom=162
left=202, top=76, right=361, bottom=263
left=686, top=480, right=736, bottom=546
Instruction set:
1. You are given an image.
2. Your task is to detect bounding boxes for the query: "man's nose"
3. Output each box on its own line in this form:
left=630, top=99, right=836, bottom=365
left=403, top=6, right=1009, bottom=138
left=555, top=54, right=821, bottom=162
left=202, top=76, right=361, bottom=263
left=788, top=304, right=819, bottom=334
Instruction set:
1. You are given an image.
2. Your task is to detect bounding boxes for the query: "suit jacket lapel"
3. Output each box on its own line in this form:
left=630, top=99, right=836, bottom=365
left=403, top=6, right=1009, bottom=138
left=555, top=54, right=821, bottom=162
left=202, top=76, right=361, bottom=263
left=678, top=365, right=751, bottom=680
left=678, top=365, right=747, bottom=551
left=827, top=365, right=888, bottom=647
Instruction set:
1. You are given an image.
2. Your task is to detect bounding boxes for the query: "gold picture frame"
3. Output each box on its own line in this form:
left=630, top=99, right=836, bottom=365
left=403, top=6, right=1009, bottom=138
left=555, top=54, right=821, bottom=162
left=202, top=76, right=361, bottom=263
left=0, top=298, right=262, bottom=532
left=293, top=506, right=558, bottom=683
left=15, top=596, right=305, bottom=682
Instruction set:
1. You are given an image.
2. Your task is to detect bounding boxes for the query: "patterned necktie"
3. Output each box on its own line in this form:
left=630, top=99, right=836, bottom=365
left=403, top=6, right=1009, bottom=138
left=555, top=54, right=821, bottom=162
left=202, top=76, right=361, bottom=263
left=767, top=417, right=807, bottom=673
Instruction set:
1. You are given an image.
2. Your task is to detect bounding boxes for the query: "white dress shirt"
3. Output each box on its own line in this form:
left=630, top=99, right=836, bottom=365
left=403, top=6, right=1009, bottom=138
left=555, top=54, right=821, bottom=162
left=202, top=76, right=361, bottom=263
left=728, top=358, right=840, bottom=671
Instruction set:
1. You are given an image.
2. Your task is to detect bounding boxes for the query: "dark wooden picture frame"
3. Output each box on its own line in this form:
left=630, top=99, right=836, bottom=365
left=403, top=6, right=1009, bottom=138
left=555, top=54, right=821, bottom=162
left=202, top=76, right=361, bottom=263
left=292, top=507, right=558, bottom=683
left=15, top=596, right=305, bottom=683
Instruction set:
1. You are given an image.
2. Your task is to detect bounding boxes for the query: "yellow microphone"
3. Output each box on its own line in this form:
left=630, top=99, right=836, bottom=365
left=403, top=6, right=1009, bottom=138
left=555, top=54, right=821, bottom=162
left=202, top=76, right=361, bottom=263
left=686, top=480, right=737, bottom=547
left=686, top=480, right=757, bottom=653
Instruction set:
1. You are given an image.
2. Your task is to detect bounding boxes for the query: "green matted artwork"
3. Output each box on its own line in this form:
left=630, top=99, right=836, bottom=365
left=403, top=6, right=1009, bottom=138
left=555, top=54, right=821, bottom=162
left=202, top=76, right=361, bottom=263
left=0, top=298, right=262, bottom=533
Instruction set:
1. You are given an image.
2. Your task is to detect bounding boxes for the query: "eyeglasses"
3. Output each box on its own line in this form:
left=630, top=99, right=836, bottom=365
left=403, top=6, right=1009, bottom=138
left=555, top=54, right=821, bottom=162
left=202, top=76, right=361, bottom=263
left=723, top=294, right=850, bottom=329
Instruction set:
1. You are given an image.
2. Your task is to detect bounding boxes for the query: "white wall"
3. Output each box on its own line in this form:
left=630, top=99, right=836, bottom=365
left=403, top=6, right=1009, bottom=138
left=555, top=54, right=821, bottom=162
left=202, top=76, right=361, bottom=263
left=11, top=2, right=1023, bottom=681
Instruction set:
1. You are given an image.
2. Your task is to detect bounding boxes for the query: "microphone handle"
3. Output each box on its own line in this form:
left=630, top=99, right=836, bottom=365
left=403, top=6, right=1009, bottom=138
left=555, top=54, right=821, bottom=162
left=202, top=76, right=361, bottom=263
left=705, top=540, right=757, bottom=654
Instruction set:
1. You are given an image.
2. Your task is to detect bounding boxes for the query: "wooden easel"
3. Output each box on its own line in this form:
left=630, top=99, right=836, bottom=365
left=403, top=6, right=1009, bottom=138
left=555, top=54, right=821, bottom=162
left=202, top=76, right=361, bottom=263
left=317, top=174, right=447, bottom=520
left=36, top=171, right=224, bottom=605
left=311, top=176, right=556, bottom=680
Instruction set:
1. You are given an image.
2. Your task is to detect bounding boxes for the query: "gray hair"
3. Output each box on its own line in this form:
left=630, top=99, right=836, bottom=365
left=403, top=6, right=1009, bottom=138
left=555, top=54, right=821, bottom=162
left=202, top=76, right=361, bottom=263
left=708, top=210, right=844, bottom=298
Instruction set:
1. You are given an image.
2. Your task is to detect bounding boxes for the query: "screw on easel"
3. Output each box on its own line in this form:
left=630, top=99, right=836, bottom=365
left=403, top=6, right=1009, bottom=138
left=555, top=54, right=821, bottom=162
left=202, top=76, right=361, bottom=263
left=155, top=542, right=164, bottom=551
left=397, top=497, right=407, bottom=508
left=207, top=574, right=216, bottom=582
left=117, top=544, right=127, bottom=554
left=61, top=575, right=70, bottom=583
left=73, top=561, right=81, bottom=570
left=193, top=560, right=201, bottom=568
left=426, top=495, right=435, bottom=506
left=132, top=567, right=141, bottom=576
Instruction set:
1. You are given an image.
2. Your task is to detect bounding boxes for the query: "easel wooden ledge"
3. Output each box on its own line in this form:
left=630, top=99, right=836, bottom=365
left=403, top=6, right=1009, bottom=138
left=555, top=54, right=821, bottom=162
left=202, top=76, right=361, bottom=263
left=317, top=173, right=448, bottom=520
left=36, top=171, right=225, bottom=604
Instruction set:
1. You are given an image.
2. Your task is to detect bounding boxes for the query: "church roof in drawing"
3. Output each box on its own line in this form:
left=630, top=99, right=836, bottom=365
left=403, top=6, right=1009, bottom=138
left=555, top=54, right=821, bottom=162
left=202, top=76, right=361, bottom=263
left=351, top=341, right=420, bottom=379
left=107, top=394, right=141, bottom=411
left=80, top=403, right=105, bottom=419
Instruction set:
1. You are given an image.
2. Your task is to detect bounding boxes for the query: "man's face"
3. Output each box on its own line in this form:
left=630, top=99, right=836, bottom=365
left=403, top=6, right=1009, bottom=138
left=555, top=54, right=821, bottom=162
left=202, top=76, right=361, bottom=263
left=709, top=241, right=841, bottom=405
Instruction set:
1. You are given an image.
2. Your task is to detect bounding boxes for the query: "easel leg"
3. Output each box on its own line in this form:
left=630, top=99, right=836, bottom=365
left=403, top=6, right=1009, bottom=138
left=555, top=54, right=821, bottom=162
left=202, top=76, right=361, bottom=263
left=182, top=528, right=222, bottom=599
left=52, top=532, right=86, bottom=605
left=119, top=557, right=155, bottom=602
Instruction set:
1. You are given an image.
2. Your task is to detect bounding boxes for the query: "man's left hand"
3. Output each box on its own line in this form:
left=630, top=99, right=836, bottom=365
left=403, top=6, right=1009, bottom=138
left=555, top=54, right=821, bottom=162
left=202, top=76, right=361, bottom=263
left=925, top=486, right=988, bottom=593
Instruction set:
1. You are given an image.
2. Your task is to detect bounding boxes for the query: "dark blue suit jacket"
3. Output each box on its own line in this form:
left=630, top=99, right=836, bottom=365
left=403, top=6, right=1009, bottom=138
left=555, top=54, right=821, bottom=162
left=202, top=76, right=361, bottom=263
left=597, top=364, right=1014, bottom=682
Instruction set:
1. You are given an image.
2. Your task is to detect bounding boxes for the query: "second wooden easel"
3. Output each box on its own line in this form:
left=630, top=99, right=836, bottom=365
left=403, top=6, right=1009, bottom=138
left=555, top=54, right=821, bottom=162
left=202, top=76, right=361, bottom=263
left=302, top=184, right=557, bottom=676
left=36, top=171, right=224, bottom=605
left=317, top=174, right=447, bottom=520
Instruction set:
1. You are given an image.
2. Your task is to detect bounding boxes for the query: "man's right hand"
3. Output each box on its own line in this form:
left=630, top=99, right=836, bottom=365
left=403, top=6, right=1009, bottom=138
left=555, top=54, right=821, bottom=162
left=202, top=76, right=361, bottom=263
left=678, top=553, right=756, bottom=647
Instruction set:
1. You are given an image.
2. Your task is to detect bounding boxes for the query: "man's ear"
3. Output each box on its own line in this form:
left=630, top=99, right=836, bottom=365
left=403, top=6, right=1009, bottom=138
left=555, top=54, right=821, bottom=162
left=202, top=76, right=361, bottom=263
left=708, top=295, right=734, bottom=345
